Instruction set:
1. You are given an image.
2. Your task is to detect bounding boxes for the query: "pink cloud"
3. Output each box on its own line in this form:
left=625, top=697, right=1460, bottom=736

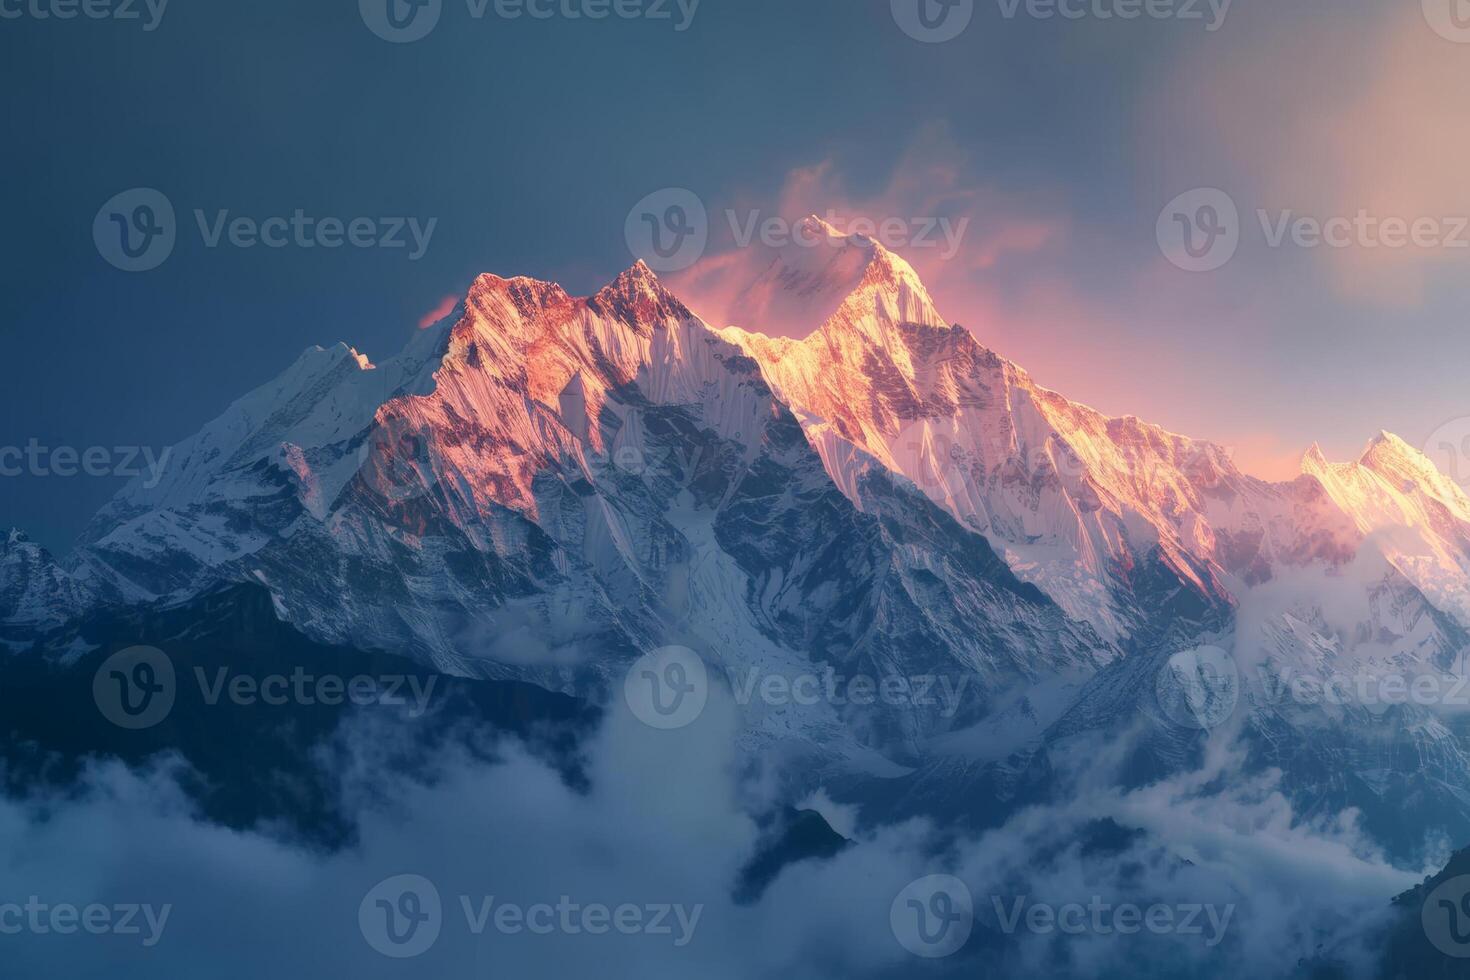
left=662, top=123, right=1387, bottom=480
left=418, top=294, right=460, bottom=329
left=667, top=123, right=1070, bottom=335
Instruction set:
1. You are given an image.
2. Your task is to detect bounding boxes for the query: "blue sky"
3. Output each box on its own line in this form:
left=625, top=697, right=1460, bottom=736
left=4, top=0, right=1469, bottom=552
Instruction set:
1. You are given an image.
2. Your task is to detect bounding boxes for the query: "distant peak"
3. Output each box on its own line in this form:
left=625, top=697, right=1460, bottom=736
left=287, top=342, right=374, bottom=375
left=797, top=214, right=868, bottom=247
left=468, top=270, right=569, bottom=300
left=614, top=259, right=660, bottom=287
left=1365, top=429, right=1406, bottom=452
left=2, top=528, right=37, bottom=555
left=1301, top=443, right=1330, bottom=473
left=800, top=213, right=839, bottom=234
left=589, top=260, right=691, bottom=327
left=1359, top=430, right=1421, bottom=465
left=1299, top=431, right=1441, bottom=484
left=459, top=272, right=576, bottom=332
left=1359, top=430, right=1443, bottom=485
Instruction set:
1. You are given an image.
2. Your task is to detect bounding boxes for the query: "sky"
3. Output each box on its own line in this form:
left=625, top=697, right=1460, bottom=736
left=4, top=0, right=1470, bottom=553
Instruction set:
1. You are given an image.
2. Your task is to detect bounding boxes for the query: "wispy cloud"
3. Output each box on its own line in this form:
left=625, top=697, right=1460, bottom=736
left=0, top=686, right=1421, bottom=979
left=418, top=294, right=460, bottom=329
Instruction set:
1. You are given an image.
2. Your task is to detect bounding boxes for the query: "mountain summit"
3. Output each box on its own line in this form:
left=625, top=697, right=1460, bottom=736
left=715, top=225, right=1470, bottom=648
left=5, top=228, right=1468, bottom=769
left=717, top=215, right=946, bottom=341
left=24, top=255, right=1112, bottom=756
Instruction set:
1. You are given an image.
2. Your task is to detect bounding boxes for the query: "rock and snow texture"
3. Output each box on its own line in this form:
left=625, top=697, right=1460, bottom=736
left=0, top=529, right=91, bottom=630
left=21, top=259, right=1107, bottom=754
left=8, top=220, right=1470, bottom=777
left=718, top=219, right=1470, bottom=651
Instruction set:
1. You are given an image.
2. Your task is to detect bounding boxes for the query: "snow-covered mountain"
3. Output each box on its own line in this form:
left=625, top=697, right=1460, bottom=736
left=701, top=219, right=1470, bottom=858
left=1303, top=432, right=1470, bottom=626
left=0, top=528, right=90, bottom=634
left=718, top=218, right=1470, bottom=652
left=6, top=218, right=1470, bottom=804
left=26, top=260, right=1109, bottom=758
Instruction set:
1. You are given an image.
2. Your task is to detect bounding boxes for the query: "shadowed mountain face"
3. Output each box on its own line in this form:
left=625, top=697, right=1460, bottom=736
left=0, top=583, right=598, bottom=844
left=1375, top=846, right=1470, bottom=978
left=1295, top=844, right=1470, bottom=978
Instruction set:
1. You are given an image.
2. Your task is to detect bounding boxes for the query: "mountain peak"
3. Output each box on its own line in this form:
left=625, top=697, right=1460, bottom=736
left=1357, top=429, right=1461, bottom=500
left=462, top=272, right=576, bottom=333
left=621, top=257, right=659, bottom=283
left=1300, top=435, right=1429, bottom=478
left=1362, top=429, right=1410, bottom=458
left=588, top=260, right=691, bottom=325
left=1301, top=442, right=1329, bottom=472
left=815, top=237, right=948, bottom=341
left=722, top=214, right=949, bottom=343
left=1359, top=430, right=1434, bottom=474
left=797, top=214, right=867, bottom=248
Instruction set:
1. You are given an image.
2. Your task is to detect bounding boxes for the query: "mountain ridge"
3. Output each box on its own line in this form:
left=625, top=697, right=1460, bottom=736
left=4, top=230, right=1469, bottom=790
left=712, top=228, right=1470, bottom=646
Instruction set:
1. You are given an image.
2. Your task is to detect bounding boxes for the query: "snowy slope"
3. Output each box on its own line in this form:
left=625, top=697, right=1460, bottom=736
left=0, top=529, right=91, bottom=631
left=1303, top=432, right=1470, bottom=625
left=8, top=220, right=1470, bottom=795
left=28, top=261, right=1109, bottom=759
left=718, top=219, right=1470, bottom=650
